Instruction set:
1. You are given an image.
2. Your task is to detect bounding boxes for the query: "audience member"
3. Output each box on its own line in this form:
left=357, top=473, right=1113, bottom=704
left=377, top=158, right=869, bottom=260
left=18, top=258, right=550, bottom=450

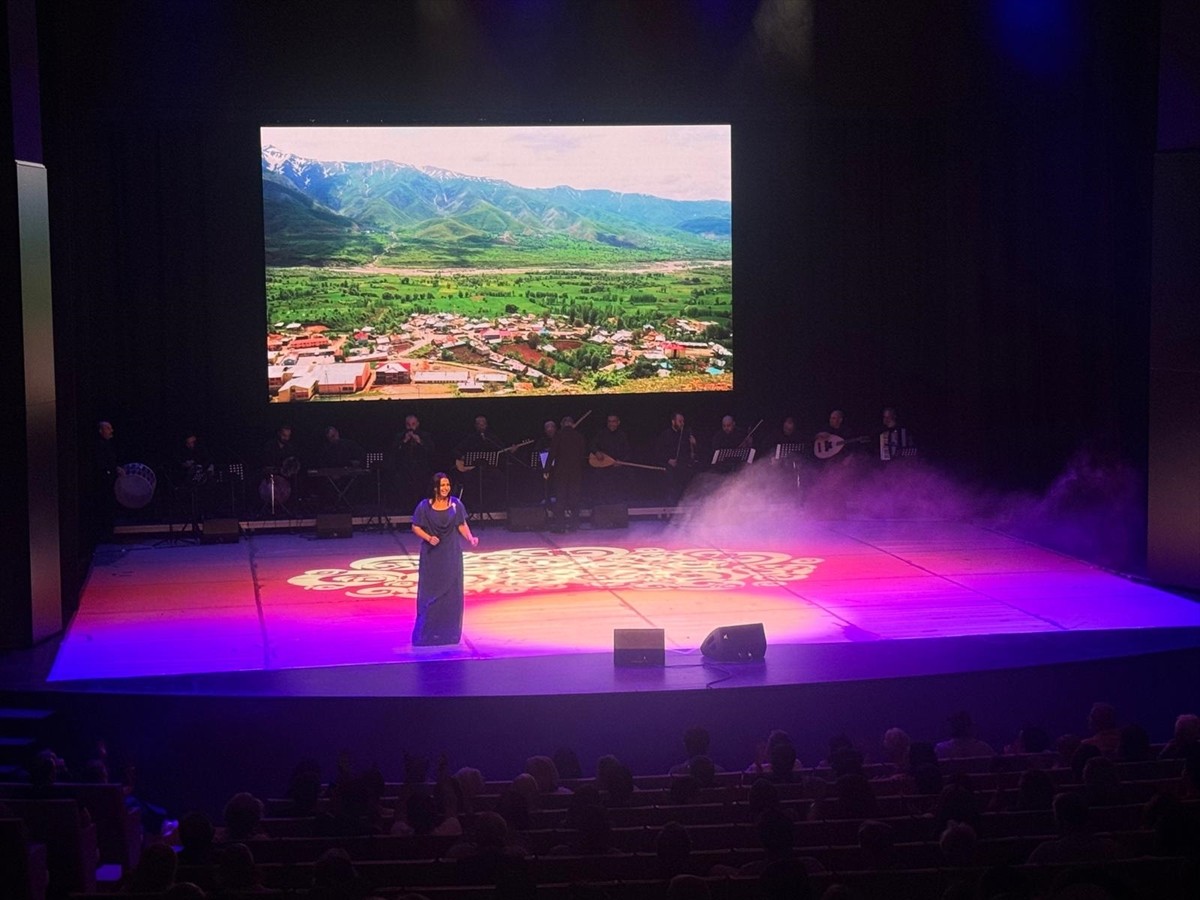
left=936, top=711, right=996, bottom=759
left=1182, top=745, right=1200, bottom=800
left=392, top=790, right=463, bottom=837
left=767, top=738, right=800, bottom=784
left=447, top=810, right=529, bottom=864
left=453, top=767, right=485, bottom=812
left=934, top=783, right=982, bottom=831
left=216, top=792, right=265, bottom=843
left=1003, top=725, right=1055, bottom=770
left=315, top=773, right=385, bottom=836
left=1161, top=714, right=1200, bottom=759
left=553, top=747, right=583, bottom=779
left=525, top=755, right=571, bottom=795
left=494, top=788, right=533, bottom=834
left=669, top=726, right=724, bottom=775
left=451, top=811, right=533, bottom=887
left=826, top=734, right=865, bottom=778
left=283, top=759, right=323, bottom=816
left=939, top=821, right=979, bottom=868
left=178, top=811, right=217, bottom=865
left=597, top=758, right=635, bottom=807
left=687, top=754, right=717, bottom=788
left=655, top=820, right=695, bottom=879
left=1080, top=702, right=1122, bottom=758
left=747, top=729, right=803, bottom=777
left=1026, top=792, right=1118, bottom=865
left=881, top=727, right=911, bottom=772
left=309, top=847, right=364, bottom=900
left=747, top=777, right=782, bottom=821
left=1070, top=743, right=1103, bottom=784
left=510, top=773, right=540, bottom=809
left=1081, top=756, right=1123, bottom=807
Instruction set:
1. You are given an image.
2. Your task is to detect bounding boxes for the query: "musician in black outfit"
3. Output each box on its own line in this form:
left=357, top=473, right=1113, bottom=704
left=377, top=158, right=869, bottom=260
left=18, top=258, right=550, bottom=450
left=546, top=416, right=587, bottom=531
left=173, top=432, right=213, bottom=488
left=654, top=412, right=697, bottom=504
left=390, top=414, right=436, bottom=510
left=259, top=424, right=300, bottom=515
left=262, top=424, right=298, bottom=472
left=535, top=419, right=558, bottom=454
left=765, top=416, right=801, bottom=455
left=814, top=409, right=866, bottom=465
left=92, top=420, right=123, bottom=542
left=317, top=426, right=366, bottom=469
left=454, top=415, right=507, bottom=513
left=169, top=431, right=214, bottom=524
left=591, top=413, right=632, bottom=463
left=710, top=415, right=749, bottom=473
left=589, top=413, right=633, bottom=503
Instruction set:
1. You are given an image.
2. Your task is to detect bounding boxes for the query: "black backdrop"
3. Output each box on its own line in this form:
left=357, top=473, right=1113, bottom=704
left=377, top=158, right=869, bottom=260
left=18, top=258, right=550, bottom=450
left=34, top=1, right=1160, bottom=587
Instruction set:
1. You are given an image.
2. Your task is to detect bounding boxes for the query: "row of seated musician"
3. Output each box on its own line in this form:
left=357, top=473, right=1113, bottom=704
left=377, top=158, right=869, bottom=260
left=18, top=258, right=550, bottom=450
left=94, top=404, right=921, bottom=523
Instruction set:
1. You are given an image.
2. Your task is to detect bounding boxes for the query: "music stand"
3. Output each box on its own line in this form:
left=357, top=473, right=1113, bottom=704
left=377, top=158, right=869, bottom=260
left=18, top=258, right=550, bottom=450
left=711, top=447, right=755, bottom=468
left=223, top=462, right=245, bottom=518
left=363, top=452, right=389, bottom=531
left=773, top=442, right=805, bottom=490
left=155, top=469, right=201, bottom=547
left=462, top=451, right=501, bottom=523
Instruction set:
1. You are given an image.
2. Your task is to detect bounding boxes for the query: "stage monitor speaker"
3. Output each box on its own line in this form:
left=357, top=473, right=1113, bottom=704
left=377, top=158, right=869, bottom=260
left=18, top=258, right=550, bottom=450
left=614, top=628, right=665, bottom=667
left=700, top=623, right=766, bottom=662
left=200, top=518, right=240, bottom=544
left=315, top=513, right=353, bottom=539
left=591, top=503, right=628, bottom=529
left=507, top=506, right=547, bottom=531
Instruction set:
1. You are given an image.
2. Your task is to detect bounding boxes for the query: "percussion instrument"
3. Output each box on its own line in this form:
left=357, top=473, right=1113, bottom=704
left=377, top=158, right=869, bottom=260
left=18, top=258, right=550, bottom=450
left=114, top=463, right=157, bottom=509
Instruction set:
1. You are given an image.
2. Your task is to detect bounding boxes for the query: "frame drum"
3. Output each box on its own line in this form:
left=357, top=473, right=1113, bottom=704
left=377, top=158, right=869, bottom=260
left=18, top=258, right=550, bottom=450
left=115, top=463, right=157, bottom=509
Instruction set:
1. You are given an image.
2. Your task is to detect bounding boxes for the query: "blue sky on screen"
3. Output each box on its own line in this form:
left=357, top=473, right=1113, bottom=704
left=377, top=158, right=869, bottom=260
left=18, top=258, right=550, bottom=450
left=262, top=125, right=731, bottom=202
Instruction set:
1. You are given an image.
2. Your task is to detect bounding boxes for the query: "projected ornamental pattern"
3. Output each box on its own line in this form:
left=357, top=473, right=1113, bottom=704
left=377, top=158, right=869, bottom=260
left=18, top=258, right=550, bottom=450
left=263, top=125, right=732, bottom=402
left=287, top=547, right=822, bottom=599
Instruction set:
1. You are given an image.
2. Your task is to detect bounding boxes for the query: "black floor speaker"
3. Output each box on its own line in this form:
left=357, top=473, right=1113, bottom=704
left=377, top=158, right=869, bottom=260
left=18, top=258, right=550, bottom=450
left=700, top=623, right=766, bottom=662
left=200, top=518, right=240, bottom=544
left=614, top=628, right=665, bottom=667
left=507, top=506, right=547, bottom=531
left=315, top=513, right=353, bottom=538
left=591, top=503, right=628, bottom=529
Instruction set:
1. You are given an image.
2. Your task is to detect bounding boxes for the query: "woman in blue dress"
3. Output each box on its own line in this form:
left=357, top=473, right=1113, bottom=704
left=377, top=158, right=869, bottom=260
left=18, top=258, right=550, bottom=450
left=411, top=472, right=478, bottom=645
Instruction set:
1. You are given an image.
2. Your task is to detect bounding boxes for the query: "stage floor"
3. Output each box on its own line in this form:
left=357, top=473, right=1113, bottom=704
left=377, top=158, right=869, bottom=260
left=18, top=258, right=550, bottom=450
left=47, top=516, right=1200, bottom=694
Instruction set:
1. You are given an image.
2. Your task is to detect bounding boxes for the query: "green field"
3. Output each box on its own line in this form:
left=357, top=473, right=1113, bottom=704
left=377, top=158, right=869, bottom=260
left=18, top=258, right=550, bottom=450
left=266, top=266, right=732, bottom=341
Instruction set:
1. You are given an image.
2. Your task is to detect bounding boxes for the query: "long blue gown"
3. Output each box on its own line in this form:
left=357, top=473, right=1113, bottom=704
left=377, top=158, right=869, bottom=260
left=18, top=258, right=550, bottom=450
left=412, top=498, right=468, bottom=645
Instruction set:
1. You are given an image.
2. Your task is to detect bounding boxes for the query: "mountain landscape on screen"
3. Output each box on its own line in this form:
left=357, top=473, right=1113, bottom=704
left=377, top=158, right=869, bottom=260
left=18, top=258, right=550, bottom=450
left=262, top=147, right=732, bottom=267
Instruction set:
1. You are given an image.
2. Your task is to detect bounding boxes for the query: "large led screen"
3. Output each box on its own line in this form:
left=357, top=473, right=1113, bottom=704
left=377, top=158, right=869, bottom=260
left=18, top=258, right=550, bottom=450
left=262, top=125, right=731, bottom=402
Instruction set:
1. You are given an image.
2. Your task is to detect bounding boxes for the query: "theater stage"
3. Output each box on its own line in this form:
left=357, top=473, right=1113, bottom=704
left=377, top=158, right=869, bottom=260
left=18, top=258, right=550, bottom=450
left=47, top=516, right=1200, bottom=697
